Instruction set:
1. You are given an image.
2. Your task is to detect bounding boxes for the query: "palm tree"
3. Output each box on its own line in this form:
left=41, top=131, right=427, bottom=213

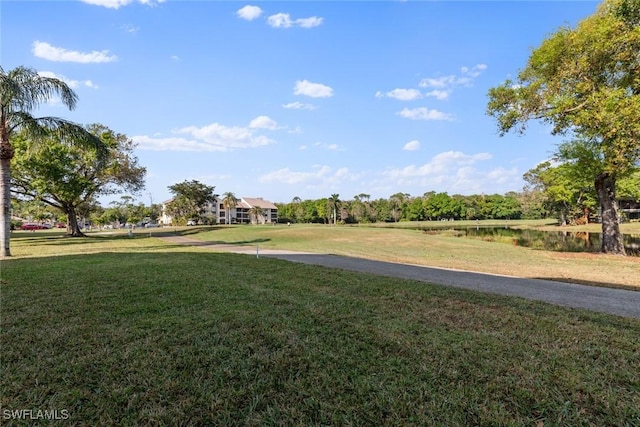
left=0, top=66, right=105, bottom=256
left=221, top=191, right=239, bottom=224
left=291, top=196, right=302, bottom=223
left=248, top=206, right=265, bottom=224
left=329, top=193, right=340, bottom=225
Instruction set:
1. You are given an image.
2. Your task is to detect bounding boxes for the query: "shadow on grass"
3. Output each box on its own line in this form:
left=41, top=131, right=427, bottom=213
left=170, top=225, right=236, bottom=236
left=154, top=228, right=272, bottom=245
left=11, top=232, right=154, bottom=246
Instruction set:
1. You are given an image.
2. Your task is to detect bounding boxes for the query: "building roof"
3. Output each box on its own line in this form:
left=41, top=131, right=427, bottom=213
left=242, top=197, right=278, bottom=210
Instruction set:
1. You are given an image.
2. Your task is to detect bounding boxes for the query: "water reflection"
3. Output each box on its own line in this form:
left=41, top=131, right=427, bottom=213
left=423, top=227, right=640, bottom=256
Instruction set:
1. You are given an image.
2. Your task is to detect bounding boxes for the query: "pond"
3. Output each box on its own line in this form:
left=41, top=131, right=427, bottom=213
left=422, top=226, right=640, bottom=256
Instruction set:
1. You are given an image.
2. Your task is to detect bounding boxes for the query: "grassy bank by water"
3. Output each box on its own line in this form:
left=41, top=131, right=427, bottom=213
left=178, top=222, right=640, bottom=289
left=2, top=232, right=639, bottom=425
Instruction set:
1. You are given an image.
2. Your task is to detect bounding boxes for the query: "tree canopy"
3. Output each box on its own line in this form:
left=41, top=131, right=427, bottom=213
left=0, top=65, right=106, bottom=256
left=166, top=180, right=217, bottom=225
left=11, top=123, right=146, bottom=236
left=487, top=0, right=640, bottom=254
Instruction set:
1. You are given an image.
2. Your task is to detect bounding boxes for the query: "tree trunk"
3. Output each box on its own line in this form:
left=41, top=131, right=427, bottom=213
left=0, top=152, right=12, bottom=257
left=0, top=128, right=15, bottom=257
left=595, top=173, right=626, bottom=255
left=65, top=204, right=85, bottom=237
left=559, top=210, right=567, bottom=226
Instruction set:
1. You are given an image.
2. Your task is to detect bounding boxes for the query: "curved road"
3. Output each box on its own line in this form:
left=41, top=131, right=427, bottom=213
left=159, top=234, right=640, bottom=319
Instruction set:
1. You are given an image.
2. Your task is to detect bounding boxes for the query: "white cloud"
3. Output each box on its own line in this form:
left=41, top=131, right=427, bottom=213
left=313, top=141, right=344, bottom=151
left=425, top=90, right=449, bottom=100
left=260, top=165, right=333, bottom=184
left=385, top=151, right=493, bottom=180
left=282, top=101, right=317, bottom=110
left=33, top=41, right=117, bottom=63
left=80, top=0, right=133, bottom=8
left=419, top=64, right=487, bottom=91
left=296, top=16, right=324, bottom=28
left=80, top=0, right=164, bottom=9
left=170, top=55, right=180, bottom=61
left=38, top=71, right=98, bottom=90
left=397, top=107, right=453, bottom=121
left=237, top=5, right=262, bottom=21
left=376, top=65, right=487, bottom=124
left=381, top=151, right=515, bottom=194
left=133, top=122, right=275, bottom=152
left=377, top=88, right=422, bottom=101
left=418, top=75, right=460, bottom=89
left=461, top=63, right=487, bottom=78
left=267, top=13, right=323, bottom=28
left=403, top=140, right=420, bottom=151
left=133, top=135, right=212, bottom=152
left=121, top=24, right=139, bottom=33
left=249, top=115, right=278, bottom=130
left=267, top=13, right=293, bottom=28
left=485, top=166, right=519, bottom=184
left=294, top=80, right=334, bottom=98
left=259, top=165, right=352, bottom=189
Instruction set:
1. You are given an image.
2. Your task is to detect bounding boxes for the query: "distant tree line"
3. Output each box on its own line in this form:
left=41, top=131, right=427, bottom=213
left=276, top=192, right=526, bottom=225
left=276, top=165, right=640, bottom=226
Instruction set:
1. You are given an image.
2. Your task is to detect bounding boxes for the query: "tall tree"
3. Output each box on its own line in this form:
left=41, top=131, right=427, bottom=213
left=166, top=181, right=216, bottom=225
left=0, top=66, right=105, bottom=256
left=291, top=196, right=302, bottom=223
left=314, top=198, right=328, bottom=224
left=524, top=160, right=597, bottom=225
left=423, top=192, right=455, bottom=220
left=389, top=192, right=410, bottom=222
left=487, top=0, right=640, bottom=254
left=12, top=124, right=146, bottom=236
left=248, top=205, right=266, bottom=224
left=329, top=193, right=340, bottom=225
left=221, top=192, right=239, bottom=225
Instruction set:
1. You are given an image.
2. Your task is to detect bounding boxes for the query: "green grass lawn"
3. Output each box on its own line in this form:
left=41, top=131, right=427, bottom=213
left=2, top=232, right=639, bottom=425
left=178, top=222, right=640, bottom=289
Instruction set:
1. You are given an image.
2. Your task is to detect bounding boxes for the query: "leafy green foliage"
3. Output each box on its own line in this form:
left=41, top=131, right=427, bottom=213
left=617, top=171, right=640, bottom=199
left=524, top=161, right=598, bottom=225
left=166, top=180, right=217, bottom=225
left=487, top=0, right=640, bottom=253
left=0, top=66, right=106, bottom=256
left=11, top=124, right=146, bottom=235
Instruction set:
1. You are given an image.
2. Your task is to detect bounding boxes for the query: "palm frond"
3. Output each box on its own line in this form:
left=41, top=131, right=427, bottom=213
left=2, top=66, right=77, bottom=113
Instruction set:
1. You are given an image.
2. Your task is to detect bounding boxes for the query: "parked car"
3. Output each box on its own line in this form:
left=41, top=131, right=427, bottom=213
left=186, top=220, right=197, bottom=226
left=56, top=223, right=66, bottom=228
left=20, top=223, right=48, bottom=230
left=145, top=223, right=160, bottom=228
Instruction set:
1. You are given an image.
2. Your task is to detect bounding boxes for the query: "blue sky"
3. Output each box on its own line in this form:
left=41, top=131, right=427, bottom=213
left=2, top=0, right=598, bottom=204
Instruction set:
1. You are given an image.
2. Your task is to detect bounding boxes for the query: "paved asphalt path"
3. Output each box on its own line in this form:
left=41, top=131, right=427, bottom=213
left=159, top=234, right=640, bottom=319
